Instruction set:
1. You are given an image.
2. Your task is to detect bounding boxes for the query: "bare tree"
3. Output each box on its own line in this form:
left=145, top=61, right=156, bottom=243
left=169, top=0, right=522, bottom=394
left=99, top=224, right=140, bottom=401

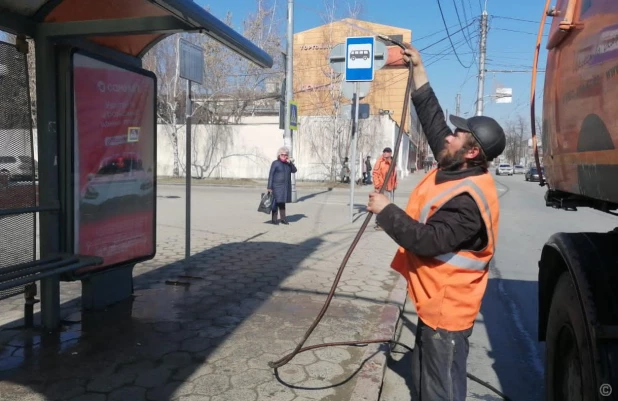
left=143, top=34, right=190, bottom=177
left=143, top=0, right=283, bottom=178
left=296, top=0, right=366, bottom=181
left=503, top=114, right=528, bottom=165
left=190, top=124, right=269, bottom=178
left=193, top=0, right=283, bottom=125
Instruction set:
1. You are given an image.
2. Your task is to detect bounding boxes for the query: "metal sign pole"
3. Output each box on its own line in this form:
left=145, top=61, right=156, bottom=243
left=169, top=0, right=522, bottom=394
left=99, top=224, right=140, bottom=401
left=350, top=82, right=360, bottom=222
left=179, top=38, right=203, bottom=268
left=185, top=80, right=192, bottom=266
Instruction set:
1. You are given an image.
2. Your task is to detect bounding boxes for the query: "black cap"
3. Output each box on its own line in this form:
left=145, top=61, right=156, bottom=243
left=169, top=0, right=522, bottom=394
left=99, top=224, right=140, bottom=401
left=449, top=115, right=506, bottom=161
left=383, top=147, right=392, bottom=153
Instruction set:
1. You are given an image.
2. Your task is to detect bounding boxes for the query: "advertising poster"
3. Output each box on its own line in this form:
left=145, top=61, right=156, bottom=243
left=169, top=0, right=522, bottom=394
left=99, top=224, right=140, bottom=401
left=72, top=51, right=156, bottom=274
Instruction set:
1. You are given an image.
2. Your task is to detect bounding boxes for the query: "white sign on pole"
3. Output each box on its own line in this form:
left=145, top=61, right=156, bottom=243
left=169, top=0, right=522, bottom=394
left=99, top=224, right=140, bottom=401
left=495, top=87, right=513, bottom=104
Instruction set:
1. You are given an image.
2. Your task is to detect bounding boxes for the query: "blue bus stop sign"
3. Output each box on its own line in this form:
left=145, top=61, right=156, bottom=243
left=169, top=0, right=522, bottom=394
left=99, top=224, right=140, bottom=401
left=345, top=36, right=375, bottom=82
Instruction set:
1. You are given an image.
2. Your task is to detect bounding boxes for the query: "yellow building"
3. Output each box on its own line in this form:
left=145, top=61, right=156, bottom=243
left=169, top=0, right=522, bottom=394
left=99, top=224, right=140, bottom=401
left=293, top=18, right=413, bottom=134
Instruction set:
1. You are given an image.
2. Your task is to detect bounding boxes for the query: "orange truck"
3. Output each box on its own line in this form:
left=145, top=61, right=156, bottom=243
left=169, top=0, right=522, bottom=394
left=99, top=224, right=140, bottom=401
left=533, top=0, right=618, bottom=399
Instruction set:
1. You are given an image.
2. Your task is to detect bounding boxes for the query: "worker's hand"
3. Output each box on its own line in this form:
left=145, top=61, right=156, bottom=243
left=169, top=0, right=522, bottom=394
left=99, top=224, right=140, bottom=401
left=401, top=44, right=422, bottom=67
left=401, top=43, right=429, bottom=87
left=367, top=192, right=391, bottom=214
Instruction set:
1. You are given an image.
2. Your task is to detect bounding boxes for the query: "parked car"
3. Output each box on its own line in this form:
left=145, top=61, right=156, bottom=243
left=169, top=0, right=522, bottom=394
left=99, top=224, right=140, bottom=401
left=495, top=163, right=513, bottom=176
left=513, top=164, right=525, bottom=174
left=80, top=152, right=153, bottom=218
left=525, top=166, right=544, bottom=182
left=0, top=155, right=38, bottom=181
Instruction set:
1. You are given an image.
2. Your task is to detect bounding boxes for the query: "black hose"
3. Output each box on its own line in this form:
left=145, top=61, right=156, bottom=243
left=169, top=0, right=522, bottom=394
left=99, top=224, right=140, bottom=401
left=268, top=37, right=512, bottom=401
left=267, top=38, right=414, bottom=370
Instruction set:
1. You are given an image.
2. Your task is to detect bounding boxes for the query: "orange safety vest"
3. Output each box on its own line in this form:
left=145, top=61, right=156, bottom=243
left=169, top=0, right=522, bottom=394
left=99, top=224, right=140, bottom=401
left=373, top=156, right=397, bottom=191
left=390, top=168, right=500, bottom=331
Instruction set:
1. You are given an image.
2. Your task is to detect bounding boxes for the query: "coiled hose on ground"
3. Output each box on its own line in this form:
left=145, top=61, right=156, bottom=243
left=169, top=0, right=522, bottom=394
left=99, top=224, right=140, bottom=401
left=268, top=36, right=512, bottom=401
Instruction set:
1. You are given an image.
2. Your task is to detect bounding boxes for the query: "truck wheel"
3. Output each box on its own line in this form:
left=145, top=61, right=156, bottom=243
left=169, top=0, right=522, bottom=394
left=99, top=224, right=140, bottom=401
left=545, top=272, right=597, bottom=401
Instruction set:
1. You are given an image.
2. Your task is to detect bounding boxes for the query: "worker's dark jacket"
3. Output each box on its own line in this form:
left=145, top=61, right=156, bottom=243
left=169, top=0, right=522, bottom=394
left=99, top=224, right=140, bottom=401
left=376, top=83, right=487, bottom=256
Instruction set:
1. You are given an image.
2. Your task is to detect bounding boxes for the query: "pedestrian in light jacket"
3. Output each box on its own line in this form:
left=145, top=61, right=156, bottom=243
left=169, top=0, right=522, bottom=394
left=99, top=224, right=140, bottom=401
left=267, top=146, right=297, bottom=225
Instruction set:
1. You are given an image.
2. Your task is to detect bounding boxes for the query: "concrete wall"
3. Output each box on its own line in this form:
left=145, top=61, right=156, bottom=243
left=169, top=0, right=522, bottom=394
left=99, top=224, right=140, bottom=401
left=27, top=115, right=411, bottom=182
left=156, top=115, right=411, bottom=181
left=157, top=116, right=281, bottom=180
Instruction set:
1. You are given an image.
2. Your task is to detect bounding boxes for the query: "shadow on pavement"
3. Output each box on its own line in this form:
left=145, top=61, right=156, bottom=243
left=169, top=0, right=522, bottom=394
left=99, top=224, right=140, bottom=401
left=0, top=237, right=328, bottom=400
left=380, top=297, right=417, bottom=400
left=261, top=214, right=308, bottom=224
left=286, top=214, right=308, bottom=223
left=382, top=274, right=544, bottom=401
left=297, top=189, right=333, bottom=202
left=479, top=276, right=545, bottom=401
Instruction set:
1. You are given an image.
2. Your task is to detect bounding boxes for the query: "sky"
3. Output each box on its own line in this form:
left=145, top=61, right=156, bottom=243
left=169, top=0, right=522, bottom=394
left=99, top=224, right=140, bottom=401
left=202, top=0, right=552, bottom=133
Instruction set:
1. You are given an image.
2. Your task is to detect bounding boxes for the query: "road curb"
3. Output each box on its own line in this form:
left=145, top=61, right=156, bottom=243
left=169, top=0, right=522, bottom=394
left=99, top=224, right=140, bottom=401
left=348, top=273, right=408, bottom=401
left=156, top=182, right=352, bottom=192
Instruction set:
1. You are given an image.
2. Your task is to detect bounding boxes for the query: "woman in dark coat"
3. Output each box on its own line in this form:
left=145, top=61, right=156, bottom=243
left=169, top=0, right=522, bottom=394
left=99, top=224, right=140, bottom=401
left=267, top=146, right=297, bottom=225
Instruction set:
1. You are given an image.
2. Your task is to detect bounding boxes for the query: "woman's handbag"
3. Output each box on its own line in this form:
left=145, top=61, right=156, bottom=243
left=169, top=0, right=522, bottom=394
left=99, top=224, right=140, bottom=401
left=258, top=192, right=274, bottom=214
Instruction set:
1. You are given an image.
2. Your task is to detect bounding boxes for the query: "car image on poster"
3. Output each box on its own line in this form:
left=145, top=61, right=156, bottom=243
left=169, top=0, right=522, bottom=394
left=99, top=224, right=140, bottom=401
left=72, top=51, right=156, bottom=275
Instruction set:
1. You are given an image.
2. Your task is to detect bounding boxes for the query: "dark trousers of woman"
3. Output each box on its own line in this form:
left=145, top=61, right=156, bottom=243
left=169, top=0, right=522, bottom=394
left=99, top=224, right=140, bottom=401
left=272, top=202, right=288, bottom=225
left=410, top=318, right=473, bottom=401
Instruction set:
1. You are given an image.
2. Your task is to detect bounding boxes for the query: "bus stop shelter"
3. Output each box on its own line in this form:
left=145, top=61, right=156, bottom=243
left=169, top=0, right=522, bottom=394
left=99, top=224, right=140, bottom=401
left=0, top=0, right=273, bottom=330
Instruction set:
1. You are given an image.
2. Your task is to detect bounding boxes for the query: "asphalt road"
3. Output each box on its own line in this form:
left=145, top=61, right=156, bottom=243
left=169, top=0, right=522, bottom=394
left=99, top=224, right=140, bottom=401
left=381, top=171, right=617, bottom=401
left=474, top=172, right=615, bottom=401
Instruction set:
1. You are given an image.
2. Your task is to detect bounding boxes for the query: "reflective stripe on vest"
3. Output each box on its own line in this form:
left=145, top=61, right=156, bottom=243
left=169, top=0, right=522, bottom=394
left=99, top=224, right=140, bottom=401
left=433, top=252, right=488, bottom=270
left=418, top=178, right=495, bottom=271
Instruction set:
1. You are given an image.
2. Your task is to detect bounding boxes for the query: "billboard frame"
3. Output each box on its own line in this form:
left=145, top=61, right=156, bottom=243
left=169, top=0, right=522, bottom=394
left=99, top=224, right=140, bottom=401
left=66, top=48, right=158, bottom=280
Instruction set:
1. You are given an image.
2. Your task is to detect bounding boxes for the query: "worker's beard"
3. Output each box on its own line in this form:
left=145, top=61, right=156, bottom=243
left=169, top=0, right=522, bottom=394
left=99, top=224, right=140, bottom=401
left=438, top=147, right=467, bottom=171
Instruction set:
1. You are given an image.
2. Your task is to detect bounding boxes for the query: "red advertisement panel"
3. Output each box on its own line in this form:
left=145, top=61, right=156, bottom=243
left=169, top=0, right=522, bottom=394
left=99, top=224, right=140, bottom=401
left=72, top=51, right=156, bottom=274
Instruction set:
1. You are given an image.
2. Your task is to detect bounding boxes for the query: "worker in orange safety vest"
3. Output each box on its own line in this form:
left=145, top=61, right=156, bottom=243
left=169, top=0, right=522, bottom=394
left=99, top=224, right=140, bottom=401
left=372, top=147, right=398, bottom=230
left=367, top=45, right=506, bottom=401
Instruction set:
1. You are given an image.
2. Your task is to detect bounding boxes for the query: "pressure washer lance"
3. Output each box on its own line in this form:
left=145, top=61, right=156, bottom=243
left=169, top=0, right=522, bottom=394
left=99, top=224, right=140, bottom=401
left=268, top=36, right=512, bottom=401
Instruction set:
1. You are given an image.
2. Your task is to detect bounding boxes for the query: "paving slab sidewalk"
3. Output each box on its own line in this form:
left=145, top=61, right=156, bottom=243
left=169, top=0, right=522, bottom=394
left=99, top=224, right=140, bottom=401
left=0, top=172, right=426, bottom=401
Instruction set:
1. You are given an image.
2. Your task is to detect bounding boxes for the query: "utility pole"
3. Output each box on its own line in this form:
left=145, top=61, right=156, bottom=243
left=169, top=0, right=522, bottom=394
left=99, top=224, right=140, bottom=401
left=284, top=0, right=297, bottom=202
left=475, top=10, right=488, bottom=116
left=456, top=93, right=461, bottom=116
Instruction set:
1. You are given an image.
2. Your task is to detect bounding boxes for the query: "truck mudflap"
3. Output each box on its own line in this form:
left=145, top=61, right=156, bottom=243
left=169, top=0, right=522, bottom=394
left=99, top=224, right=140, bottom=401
left=539, top=231, right=618, bottom=400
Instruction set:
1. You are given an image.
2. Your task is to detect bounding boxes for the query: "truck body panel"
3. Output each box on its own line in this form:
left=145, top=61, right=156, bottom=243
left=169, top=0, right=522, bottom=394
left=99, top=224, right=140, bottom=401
left=543, top=0, right=618, bottom=206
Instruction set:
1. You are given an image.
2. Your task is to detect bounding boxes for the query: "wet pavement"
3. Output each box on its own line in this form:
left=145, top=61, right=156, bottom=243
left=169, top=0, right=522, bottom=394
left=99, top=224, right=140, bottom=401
left=0, top=176, right=422, bottom=400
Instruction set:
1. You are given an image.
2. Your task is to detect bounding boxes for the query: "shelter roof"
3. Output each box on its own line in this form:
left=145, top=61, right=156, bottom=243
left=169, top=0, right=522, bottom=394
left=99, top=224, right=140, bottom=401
left=0, top=0, right=273, bottom=67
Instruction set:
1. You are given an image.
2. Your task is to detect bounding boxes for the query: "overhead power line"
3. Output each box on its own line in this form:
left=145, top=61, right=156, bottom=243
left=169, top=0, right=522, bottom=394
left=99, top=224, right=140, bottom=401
left=460, top=0, right=478, bottom=55
left=492, top=27, right=548, bottom=36
left=452, top=0, right=476, bottom=52
left=435, top=0, right=472, bottom=68
left=490, top=15, right=550, bottom=24
left=414, top=18, right=476, bottom=42
left=418, top=20, right=476, bottom=52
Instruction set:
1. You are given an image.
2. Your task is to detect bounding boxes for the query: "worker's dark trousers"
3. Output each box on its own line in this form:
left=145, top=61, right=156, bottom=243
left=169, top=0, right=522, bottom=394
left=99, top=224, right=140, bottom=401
left=410, top=318, right=473, bottom=401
